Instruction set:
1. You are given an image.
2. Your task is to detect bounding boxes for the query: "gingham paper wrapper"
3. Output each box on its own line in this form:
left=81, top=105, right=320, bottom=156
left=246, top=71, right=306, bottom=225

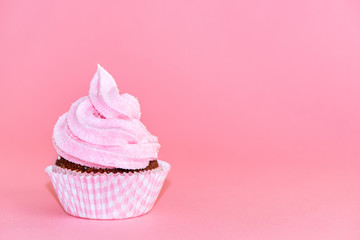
left=45, top=160, right=170, bottom=219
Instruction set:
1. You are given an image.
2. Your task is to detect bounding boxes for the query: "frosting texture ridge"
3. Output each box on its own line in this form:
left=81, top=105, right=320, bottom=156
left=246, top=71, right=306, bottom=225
left=53, top=65, right=160, bottom=169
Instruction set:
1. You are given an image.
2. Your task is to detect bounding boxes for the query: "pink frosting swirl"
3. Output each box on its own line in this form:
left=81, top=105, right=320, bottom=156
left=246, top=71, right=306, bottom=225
left=53, top=65, right=160, bottom=169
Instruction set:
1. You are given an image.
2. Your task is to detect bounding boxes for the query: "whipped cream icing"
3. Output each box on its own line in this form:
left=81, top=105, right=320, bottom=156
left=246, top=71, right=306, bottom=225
left=53, top=65, right=160, bottom=169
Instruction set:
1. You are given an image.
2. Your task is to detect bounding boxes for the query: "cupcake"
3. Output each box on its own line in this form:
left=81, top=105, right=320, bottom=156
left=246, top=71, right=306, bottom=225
left=45, top=64, right=170, bottom=219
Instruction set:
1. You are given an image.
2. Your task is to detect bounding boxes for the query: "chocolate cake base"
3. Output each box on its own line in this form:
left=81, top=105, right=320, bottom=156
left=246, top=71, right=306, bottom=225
left=55, top=157, right=159, bottom=174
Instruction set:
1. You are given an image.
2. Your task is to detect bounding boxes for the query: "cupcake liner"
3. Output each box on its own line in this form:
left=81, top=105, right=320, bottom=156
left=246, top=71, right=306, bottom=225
left=45, top=160, right=170, bottom=219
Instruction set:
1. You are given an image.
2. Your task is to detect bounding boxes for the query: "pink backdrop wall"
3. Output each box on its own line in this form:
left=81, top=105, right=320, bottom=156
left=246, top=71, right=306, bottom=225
left=1, top=0, right=360, bottom=239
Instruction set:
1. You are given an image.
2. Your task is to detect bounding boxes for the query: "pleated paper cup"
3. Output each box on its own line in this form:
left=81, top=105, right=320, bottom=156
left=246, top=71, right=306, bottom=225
left=45, top=160, right=170, bottom=219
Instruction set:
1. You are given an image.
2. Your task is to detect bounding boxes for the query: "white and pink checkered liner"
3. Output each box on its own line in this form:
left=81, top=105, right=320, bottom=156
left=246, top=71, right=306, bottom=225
left=45, top=160, right=170, bottom=219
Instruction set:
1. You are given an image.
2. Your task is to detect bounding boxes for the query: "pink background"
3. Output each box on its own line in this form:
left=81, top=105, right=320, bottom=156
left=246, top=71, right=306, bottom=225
left=1, top=0, right=360, bottom=239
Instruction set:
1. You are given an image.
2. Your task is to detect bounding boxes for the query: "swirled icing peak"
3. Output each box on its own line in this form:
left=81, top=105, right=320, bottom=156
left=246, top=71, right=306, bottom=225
left=89, top=64, right=141, bottom=120
left=53, top=65, right=160, bottom=169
